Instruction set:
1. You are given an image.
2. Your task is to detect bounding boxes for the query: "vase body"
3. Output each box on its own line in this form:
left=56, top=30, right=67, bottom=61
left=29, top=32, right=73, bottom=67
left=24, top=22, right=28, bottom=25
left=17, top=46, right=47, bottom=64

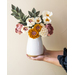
left=26, top=36, right=43, bottom=56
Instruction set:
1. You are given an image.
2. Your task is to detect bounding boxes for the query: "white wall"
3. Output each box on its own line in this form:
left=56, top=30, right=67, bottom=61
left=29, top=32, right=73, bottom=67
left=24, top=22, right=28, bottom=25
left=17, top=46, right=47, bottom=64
left=7, top=0, right=67, bottom=75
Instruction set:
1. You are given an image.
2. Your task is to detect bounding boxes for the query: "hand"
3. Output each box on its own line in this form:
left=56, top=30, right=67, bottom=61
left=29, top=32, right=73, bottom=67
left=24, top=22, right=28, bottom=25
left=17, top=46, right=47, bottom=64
left=26, top=46, right=63, bottom=67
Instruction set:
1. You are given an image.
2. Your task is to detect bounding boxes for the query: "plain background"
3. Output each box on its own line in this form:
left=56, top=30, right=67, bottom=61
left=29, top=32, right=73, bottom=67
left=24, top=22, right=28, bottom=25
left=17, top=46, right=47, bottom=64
left=7, top=0, right=67, bottom=75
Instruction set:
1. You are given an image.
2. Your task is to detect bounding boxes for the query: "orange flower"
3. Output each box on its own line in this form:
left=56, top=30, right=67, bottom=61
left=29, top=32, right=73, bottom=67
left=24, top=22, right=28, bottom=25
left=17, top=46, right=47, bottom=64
left=33, top=24, right=42, bottom=32
left=28, top=29, right=39, bottom=39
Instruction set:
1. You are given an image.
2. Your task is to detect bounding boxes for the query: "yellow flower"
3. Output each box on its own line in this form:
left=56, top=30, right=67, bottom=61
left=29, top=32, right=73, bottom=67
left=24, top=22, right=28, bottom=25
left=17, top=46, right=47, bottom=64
left=28, top=29, right=39, bottom=39
left=33, top=24, right=42, bottom=32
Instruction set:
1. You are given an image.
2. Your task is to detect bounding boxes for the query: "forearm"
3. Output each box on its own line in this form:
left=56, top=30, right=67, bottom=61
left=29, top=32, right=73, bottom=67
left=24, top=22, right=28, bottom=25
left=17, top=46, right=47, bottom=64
left=43, top=50, right=63, bottom=67
left=44, top=56, right=62, bottom=67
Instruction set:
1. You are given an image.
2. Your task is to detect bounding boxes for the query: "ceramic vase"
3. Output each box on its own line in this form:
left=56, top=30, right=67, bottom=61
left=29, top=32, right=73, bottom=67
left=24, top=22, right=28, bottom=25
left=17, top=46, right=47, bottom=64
left=26, top=36, right=43, bottom=57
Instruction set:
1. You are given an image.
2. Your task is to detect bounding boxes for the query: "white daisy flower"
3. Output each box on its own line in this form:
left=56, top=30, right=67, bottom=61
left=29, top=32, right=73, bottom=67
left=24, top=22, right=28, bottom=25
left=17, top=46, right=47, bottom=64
left=21, top=26, right=29, bottom=33
left=43, top=17, right=52, bottom=24
left=42, top=11, right=53, bottom=17
left=26, top=18, right=35, bottom=26
left=35, top=17, right=41, bottom=23
left=39, top=27, right=48, bottom=37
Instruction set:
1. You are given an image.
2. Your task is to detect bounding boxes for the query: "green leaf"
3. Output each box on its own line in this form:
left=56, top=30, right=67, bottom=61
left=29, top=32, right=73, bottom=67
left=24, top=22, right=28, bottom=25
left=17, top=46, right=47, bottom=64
left=22, top=16, right=27, bottom=22
left=36, top=11, right=40, bottom=16
left=16, top=7, right=19, bottom=12
left=19, top=9, right=22, bottom=14
left=40, top=15, right=42, bottom=19
left=11, top=13, right=15, bottom=16
left=14, top=16, right=20, bottom=20
left=17, top=13, right=20, bottom=16
left=23, top=16, right=25, bottom=20
left=28, top=11, right=33, bottom=17
left=40, top=15, right=44, bottom=23
left=24, top=22, right=27, bottom=25
left=33, top=14, right=36, bottom=18
left=32, top=8, right=36, bottom=13
left=26, top=16, right=29, bottom=19
left=18, top=22, right=24, bottom=25
left=18, top=22, right=27, bottom=25
left=11, top=9, right=17, bottom=14
left=20, top=19, right=24, bottom=23
left=18, top=22, right=23, bottom=23
left=20, top=13, right=24, bottom=19
left=11, top=4, right=15, bottom=9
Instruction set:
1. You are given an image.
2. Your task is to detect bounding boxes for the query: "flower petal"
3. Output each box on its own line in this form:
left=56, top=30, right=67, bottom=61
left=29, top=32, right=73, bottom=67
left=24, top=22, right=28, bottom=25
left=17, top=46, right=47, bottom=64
left=35, top=17, right=41, bottom=23
left=26, top=18, right=35, bottom=26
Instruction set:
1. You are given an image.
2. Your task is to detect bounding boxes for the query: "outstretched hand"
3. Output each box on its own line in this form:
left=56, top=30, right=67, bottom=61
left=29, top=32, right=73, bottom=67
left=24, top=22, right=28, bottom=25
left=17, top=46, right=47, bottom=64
left=26, top=46, right=63, bottom=67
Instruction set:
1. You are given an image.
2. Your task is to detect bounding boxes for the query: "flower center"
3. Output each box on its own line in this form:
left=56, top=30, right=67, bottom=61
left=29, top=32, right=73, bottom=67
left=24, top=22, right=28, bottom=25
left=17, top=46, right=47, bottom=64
left=46, top=18, right=50, bottom=21
left=37, top=20, right=40, bottom=22
left=29, top=19, right=33, bottom=23
left=32, top=31, right=36, bottom=35
left=23, top=27, right=28, bottom=31
left=36, top=26, right=40, bottom=29
left=46, top=14, right=49, bottom=17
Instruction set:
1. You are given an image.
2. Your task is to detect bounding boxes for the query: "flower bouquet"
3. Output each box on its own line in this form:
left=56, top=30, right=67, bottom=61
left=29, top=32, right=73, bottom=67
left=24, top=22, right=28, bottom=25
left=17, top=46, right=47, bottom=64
left=11, top=4, right=54, bottom=56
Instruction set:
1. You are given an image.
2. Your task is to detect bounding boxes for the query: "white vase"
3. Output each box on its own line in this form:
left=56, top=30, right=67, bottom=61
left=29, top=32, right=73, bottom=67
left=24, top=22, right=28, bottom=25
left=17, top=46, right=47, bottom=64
left=26, top=36, right=43, bottom=57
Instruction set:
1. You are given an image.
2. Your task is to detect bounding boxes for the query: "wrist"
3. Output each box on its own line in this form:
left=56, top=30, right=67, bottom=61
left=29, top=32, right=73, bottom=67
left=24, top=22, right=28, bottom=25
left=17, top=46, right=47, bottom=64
left=43, top=55, right=62, bottom=67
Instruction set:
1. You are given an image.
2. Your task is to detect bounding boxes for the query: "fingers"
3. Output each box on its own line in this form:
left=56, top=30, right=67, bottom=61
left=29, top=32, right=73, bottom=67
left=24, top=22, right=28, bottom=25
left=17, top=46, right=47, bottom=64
left=26, top=54, right=37, bottom=60
left=31, top=56, right=44, bottom=60
left=26, top=54, right=44, bottom=61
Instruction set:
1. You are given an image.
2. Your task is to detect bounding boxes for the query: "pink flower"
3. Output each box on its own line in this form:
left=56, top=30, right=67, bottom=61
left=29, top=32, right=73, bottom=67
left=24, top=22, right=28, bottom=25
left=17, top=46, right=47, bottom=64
left=15, top=23, right=23, bottom=34
left=45, top=23, right=54, bottom=36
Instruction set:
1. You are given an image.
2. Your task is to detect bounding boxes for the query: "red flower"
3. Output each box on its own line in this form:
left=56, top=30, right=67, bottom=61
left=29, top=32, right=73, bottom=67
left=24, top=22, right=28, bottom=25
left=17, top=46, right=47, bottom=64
left=15, top=23, right=23, bottom=34
left=45, top=23, right=54, bottom=36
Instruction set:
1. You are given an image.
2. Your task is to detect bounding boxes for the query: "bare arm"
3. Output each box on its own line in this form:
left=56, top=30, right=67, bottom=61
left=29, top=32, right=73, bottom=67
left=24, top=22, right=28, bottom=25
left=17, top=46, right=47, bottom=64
left=43, top=50, right=63, bottom=66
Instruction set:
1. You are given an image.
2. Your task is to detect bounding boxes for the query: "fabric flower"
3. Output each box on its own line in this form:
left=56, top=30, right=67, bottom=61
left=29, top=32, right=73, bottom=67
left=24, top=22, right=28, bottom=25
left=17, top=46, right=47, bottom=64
left=45, top=23, right=54, bottom=36
left=15, top=23, right=23, bottom=34
left=28, top=29, right=39, bottom=39
left=39, top=27, right=48, bottom=37
left=35, top=17, right=41, bottom=23
left=43, top=17, right=52, bottom=24
left=33, top=24, right=42, bottom=32
left=21, top=26, right=28, bottom=33
left=40, top=23, right=45, bottom=28
left=42, top=11, right=53, bottom=17
left=26, top=18, right=35, bottom=26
